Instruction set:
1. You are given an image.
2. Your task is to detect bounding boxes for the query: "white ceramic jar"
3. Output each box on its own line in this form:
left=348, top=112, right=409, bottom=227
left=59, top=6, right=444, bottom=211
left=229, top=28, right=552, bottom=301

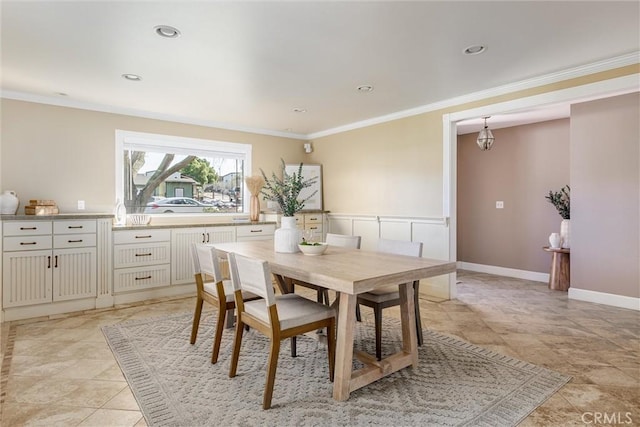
left=274, top=216, right=301, bottom=253
left=0, top=190, right=20, bottom=214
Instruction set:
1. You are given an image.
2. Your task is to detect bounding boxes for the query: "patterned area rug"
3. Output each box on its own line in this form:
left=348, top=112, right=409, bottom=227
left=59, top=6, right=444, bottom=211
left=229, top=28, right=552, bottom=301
left=102, top=312, right=570, bottom=427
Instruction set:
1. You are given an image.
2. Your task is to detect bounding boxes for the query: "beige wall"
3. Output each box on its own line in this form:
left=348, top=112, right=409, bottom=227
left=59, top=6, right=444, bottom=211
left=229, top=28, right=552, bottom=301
left=570, top=93, right=639, bottom=298
left=0, top=100, right=305, bottom=213
left=457, top=120, right=570, bottom=272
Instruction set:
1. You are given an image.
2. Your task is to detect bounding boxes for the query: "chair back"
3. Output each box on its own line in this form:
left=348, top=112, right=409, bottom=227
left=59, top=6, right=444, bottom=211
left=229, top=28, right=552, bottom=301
left=191, top=243, right=224, bottom=282
left=376, top=238, right=423, bottom=258
left=325, top=233, right=362, bottom=249
left=228, top=252, right=276, bottom=306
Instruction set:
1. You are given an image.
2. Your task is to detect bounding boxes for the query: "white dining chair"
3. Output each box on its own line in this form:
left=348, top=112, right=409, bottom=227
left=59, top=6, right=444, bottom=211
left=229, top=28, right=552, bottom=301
left=227, top=251, right=336, bottom=409
left=356, top=238, right=424, bottom=360
left=189, top=243, right=260, bottom=364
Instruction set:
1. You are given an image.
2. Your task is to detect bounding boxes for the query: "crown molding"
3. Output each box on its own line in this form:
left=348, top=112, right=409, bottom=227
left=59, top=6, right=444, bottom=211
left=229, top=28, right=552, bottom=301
left=307, top=52, right=639, bottom=139
left=0, top=90, right=308, bottom=141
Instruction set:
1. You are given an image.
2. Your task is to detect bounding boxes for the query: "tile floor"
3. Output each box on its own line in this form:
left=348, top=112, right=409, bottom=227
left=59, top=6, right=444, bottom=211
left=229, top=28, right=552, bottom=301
left=1, top=270, right=638, bottom=426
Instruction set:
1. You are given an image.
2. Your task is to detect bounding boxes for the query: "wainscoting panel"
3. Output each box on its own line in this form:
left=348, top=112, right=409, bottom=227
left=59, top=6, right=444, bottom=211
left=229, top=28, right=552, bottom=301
left=328, top=213, right=454, bottom=299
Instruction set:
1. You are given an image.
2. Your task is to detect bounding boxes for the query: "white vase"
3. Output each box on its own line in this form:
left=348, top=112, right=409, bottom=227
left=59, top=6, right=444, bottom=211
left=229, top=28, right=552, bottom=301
left=0, top=190, right=20, bottom=214
left=560, top=219, right=570, bottom=249
left=274, top=216, right=301, bottom=253
left=549, top=232, right=561, bottom=249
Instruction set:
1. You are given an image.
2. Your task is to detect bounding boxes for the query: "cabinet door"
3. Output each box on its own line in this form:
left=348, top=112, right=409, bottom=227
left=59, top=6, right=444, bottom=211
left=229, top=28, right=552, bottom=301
left=171, top=226, right=235, bottom=285
left=52, top=247, right=97, bottom=302
left=2, top=250, right=52, bottom=308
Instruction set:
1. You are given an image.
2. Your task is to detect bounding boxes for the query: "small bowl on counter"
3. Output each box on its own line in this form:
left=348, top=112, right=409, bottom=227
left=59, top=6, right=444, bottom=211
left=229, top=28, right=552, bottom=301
left=128, top=214, right=151, bottom=226
left=298, top=242, right=328, bottom=256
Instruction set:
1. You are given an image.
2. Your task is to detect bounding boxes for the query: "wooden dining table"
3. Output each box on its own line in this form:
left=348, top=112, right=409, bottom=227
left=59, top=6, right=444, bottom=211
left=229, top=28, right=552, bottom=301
left=212, top=239, right=456, bottom=401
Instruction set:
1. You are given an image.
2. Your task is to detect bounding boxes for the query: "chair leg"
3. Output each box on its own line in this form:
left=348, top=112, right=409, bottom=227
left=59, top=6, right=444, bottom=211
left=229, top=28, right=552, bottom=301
left=229, top=318, right=245, bottom=378
left=326, top=318, right=336, bottom=382
left=263, top=338, right=281, bottom=410
left=374, top=306, right=383, bottom=361
left=211, top=306, right=226, bottom=364
left=355, top=303, right=362, bottom=322
left=190, top=297, right=204, bottom=344
left=413, top=281, right=424, bottom=347
left=290, top=336, right=297, bottom=357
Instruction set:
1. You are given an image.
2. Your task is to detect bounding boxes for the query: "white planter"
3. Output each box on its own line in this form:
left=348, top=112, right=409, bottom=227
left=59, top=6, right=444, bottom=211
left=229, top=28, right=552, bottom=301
left=549, top=232, right=561, bottom=249
left=274, top=216, right=301, bottom=253
left=0, top=190, right=20, bottom=214
left=560, top=219, right=570, bottom=249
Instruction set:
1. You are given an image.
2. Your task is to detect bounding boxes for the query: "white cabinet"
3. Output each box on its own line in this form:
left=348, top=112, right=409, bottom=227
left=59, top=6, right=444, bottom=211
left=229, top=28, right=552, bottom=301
left=171, top=226, right=237, bottom=285
left=236, top=224, right=275, bottom=241
left=2, top=220, right=97, bottom=308
left=113, top=229, right=171, bottom=293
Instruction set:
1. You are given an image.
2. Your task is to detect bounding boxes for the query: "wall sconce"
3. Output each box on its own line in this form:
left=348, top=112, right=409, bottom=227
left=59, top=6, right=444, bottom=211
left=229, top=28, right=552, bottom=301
left=303, top=143, right=313, bottom=153
left=477, top=116, right=495, bottom=151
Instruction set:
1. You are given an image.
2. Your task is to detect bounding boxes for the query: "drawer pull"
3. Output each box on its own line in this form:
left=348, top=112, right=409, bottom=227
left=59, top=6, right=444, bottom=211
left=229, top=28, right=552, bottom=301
left=309, top=217, right=318, bottom=221
left=68, top=225, right=83, bottom=229
left=250, top=229, right=263, bottom=233
left=48, top=256, right=51, bottom=269
left=20, top=242, right=37, bottom=245
left=135, top=275, right=152, bottom=281
left=309, top=226, right=318, bottom=230
left=68, top=239, right=83, bottom=243
left=19, top=227, right=37, bottom=230
left=135, top=235, right=152, bottom=239
left=135, top=253, right=153, bottom=257
left=54, top=255, right=58, bottom=268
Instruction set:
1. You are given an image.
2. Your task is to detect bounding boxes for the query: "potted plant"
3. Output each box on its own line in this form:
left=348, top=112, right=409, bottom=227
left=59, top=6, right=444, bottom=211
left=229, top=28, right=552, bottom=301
left=261, top=160, right=318, bottom=252
left=545, top=185, right=570, bottom=248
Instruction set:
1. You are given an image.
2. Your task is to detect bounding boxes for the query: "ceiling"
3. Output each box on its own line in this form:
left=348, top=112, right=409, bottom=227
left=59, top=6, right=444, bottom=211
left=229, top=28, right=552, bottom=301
left=1, top=1, right=638, bottom=139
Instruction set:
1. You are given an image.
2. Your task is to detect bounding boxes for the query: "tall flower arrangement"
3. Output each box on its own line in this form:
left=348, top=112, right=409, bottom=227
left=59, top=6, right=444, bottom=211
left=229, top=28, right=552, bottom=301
left=260, top=159, right=317, bottom=217
left=545, top=185, right=570, bottom=219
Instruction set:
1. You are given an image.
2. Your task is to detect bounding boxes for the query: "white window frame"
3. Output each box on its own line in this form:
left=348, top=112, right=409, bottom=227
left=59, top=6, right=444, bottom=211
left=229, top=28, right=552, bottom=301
left=115, top=130, right=252, bottom=215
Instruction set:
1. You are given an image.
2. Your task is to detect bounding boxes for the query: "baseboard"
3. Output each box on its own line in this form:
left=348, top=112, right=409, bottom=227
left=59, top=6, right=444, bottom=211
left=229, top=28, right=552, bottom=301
left=457, top=262, right=549, bottom=283
left=568, top=288, right=640, bottom=311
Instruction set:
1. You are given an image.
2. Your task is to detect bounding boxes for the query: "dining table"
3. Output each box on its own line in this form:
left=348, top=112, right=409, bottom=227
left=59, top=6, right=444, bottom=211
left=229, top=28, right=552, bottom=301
left=212, top=239, right=456, bottom=401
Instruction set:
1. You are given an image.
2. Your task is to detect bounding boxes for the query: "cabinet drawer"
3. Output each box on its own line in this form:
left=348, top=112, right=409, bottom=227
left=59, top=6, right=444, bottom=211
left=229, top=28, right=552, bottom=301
left=3, top=235, right=53, bottom=251
left=304, top=214, right=323, bottom=224
left=304, top=223, right=323, bottom=233
left=54, top=220, right=96, bottom=234
left=113, top=264, right=171, bottom=293
left=114, top=242, right=171, bottom=268
left=114, top=229, right=170, bottom=244
left=236, top=224, right=275, bottom=238
left=3, top=221, right=52, bottom=236
left=54, top=234, right=96, bottom=249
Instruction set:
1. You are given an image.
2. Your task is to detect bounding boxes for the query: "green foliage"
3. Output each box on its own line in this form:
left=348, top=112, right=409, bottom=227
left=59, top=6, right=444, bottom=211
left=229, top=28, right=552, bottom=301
left=260, top=160, right=318, bottom=217
left=545, top=185, right=570, bottom=219
left=180, top=157, right=218, bottom=186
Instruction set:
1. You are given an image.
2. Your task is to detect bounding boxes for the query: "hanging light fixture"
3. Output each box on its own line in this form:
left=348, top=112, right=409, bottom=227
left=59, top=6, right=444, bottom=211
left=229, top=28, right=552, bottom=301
left=477, top=116, right=495, bottom=151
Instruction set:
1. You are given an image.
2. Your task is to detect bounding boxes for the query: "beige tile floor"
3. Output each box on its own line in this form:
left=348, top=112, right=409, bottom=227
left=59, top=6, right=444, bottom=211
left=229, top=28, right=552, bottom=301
left=1, top=270, right=638, bottom=426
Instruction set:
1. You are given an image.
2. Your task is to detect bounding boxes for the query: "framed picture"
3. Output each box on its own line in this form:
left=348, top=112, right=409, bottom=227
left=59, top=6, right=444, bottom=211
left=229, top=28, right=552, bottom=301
left=285, top=164, right=322, bottom=211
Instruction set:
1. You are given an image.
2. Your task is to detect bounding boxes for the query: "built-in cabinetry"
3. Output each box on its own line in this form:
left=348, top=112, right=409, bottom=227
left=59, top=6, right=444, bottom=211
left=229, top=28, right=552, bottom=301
left=113, top=228, right=171, bottom=293
left=1, top=216, right=275, bottom=321
left=296, top=212, right=324, bottom=241
left=2, top=219, right=97, bottom=308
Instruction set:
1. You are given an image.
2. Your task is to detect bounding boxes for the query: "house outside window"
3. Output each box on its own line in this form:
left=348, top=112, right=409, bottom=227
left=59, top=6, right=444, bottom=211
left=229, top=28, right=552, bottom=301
left=116, top=130, right=252, bottom=216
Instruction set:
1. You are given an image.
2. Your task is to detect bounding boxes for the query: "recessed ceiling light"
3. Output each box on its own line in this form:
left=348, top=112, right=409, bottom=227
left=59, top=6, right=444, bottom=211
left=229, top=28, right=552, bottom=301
left=122, top=74, right=142, bottom=81
left=463, top=45, right=486, bottom=55
left=292, top=108, right=307, bottom=113
left=154, top=25, right=181, bottom=38
left=357, top=85, right=374, bottom=92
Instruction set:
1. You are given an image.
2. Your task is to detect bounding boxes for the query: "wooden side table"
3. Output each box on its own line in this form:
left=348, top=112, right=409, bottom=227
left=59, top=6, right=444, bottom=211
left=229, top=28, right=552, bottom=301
left=543, top=247, right=570, bottom=291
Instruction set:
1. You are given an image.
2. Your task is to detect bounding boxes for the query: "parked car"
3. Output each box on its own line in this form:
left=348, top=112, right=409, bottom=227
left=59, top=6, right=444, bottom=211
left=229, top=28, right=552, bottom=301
left=144, top=197, right=215, bottom=213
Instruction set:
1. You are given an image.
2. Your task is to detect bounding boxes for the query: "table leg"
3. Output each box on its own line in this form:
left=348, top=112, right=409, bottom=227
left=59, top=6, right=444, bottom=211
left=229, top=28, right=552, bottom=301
left=399, top=282, right=419, bottom=367
left=333, top=292, right=356, bottom=401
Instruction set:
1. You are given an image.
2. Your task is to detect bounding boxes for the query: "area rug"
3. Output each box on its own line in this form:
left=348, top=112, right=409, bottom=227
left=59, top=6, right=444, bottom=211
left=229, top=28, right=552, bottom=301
left=102, top=312, right=570, bottom=427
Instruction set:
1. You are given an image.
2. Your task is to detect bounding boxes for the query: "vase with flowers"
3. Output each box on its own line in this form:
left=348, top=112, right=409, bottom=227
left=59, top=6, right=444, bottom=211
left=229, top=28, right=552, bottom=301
left=244, top=175, right=265, bottom=221
left=545, top=185, right=570, bottom=248
left=261, top=160, right=318, bottom=253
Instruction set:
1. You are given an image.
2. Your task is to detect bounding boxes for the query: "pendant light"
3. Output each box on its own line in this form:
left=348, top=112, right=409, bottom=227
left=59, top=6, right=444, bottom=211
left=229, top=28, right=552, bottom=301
left=477, top=116, right=495, bottom=151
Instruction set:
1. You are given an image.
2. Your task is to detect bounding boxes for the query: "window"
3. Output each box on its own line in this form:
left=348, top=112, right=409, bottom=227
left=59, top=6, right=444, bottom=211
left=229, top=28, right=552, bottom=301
left=116, top=130, right=252, bottom=215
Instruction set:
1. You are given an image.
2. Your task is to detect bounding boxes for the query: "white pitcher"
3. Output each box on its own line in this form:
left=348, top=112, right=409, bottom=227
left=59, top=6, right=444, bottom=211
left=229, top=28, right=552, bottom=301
left=0, top=190, right=20, bottom=214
